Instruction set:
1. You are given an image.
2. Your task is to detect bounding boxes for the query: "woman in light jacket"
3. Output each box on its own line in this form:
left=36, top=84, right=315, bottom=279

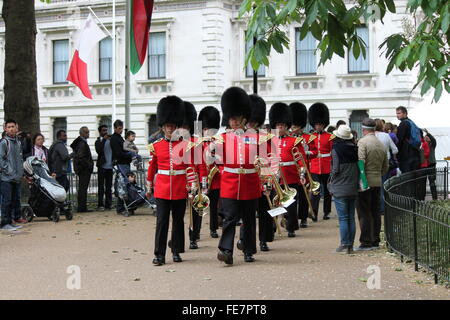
left=328, top=125, right=360, bottom=254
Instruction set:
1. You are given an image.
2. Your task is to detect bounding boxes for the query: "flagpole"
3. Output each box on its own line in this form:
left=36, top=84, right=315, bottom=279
left=112, top=0, right=116, bottom=123
left=125, top=0, right=132, bottom=131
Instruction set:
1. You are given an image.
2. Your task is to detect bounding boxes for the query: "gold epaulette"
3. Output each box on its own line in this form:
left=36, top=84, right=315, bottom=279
left=329, top=134, right=336, bottom=141
left=293, top=136, right=304, bottom=146
left=148, top=138, right=163, bottom=154
left=212, top=134, right=224, bottom=144
left=186, top=141, right=196, bottom=152
left=308, top=135, right=317, bottom=143
left=258, top=133, right=275, bottom=145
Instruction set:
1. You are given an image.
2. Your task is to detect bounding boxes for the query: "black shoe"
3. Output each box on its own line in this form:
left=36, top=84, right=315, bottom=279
left=244, top=253, right=255, bottom=262
left=173, top=253, right=182, bottom=263
left=189, top=241, right=198, bottom=250
left=217, top=250, right=233, bottom=265
left=288, top=232, right=296, bottom=238
left=323, top=213, right=330, bottom=220
left=260, top=242, right=269, bottom=252
left=152, top=256, right=165, bottom=266
left=347, top=246, right=354, bottom=254
left=300, top=220, right=308, bottom=228
left=335, top=245, right=348, bottom=253
left=236, top=240, right=243, bottom=251
left=196, top=234, right=200, bottom=241
left=312, top=212, right=318, bottom=222
left=210, top=231, right=219, bottom=238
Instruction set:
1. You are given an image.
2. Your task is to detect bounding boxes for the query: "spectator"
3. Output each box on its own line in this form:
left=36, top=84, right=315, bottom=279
left=149, top=128, right=164, bottom=144
left=384, top=122, right=399, bottom=145
left=396, top=106, right=421, bottom=173
left=95, top=125, right=113, bottom=211
left=110, top=119, right=133, bottom=216
left=26, top=133, right=49, bottom=164
left=327, top=125, right=336, bottom=134
left=351, top=130, right=358, bottom=144
left=336, top=120, right=346, bottom=129
left=416, top=130, right=431, bottom=201
left=70, top=126, right=94, bottom=213
left=328, top=125, right=359, bottom=254
left=423, top=129, right=438, bottom=200
left=49, top=130, right=73, bottom=192
left=0, top=119, right=25, bottom=230
left=356, top=118, right=388, bottom=251
left=123, top=130, right=143, bottom=170
left=17, top=131, right=32, bottom=161
left=374, top=119, right=398, bottom=214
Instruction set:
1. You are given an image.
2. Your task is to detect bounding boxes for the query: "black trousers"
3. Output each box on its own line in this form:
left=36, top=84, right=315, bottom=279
left=77, top=171, right=91, bottom=212
left=283, top=184, right=300, bottom=232
left=154, top=198, right=186, bottom=256
left=56, top=175, right=69, bottom=192
left=209, top=189, right=220, bottom=232
left=310, top=173, right=331, bottom=215
left=98, top=168, right=113, bottom=208
left=296, top=184, right=309, bottom=221
left=258, top=195, right=274, bottom=243
left=428, top=164, right=438, bottom=200
left=219, top=198, right=257, bottom=255
left=189, top=206, right=202, bottom=242
left=356, top=187, right=381, bottom=246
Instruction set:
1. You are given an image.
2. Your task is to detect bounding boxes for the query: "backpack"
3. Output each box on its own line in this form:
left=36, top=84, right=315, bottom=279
left=405, top=119, right=421, bottom=150
left=1, top=138, right=11, bottom=160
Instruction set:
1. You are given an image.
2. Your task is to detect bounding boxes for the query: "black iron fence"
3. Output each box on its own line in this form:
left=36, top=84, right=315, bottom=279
left=384, top=167, right=450, bottom=284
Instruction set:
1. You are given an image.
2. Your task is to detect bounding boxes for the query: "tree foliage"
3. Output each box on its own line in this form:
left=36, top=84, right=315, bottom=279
left=240, top=0, right=450, bottom=102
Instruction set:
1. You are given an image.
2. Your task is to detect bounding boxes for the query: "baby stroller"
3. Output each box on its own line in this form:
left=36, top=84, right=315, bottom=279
left=22, top=156, right=72, bottom=222
left=113, top=164, right=151, bottom=215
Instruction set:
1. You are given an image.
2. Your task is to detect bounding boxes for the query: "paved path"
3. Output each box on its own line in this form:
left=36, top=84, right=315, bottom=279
left=0, top=207, right=448, bottom=300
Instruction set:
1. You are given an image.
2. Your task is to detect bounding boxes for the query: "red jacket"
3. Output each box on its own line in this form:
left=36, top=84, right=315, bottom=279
left=147, top=138, right=194, bottom=200
left=308, top=131, right=335, bottom=175
left=277, top=136, right=307, bottom=185
left=198, top=137, right=221, bottom=190
left=420, top=138, right=430, bottom=168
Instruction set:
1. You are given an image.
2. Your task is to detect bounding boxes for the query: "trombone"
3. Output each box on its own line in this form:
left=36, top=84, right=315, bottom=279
left=186, top=167, right=210, bottom=218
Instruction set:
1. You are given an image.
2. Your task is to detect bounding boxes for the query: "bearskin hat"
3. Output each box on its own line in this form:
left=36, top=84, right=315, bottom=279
left=248, top=94, right=267, bottom=127
left=220, top=87, right=251, bottom=127
left=183, top=101, right=197, bottom=135
left=269, top=102, right=292, bottom=129
left=198, top=106, right=220, bottom=130
left=289, top=102, right=307, bottom=128
left=157, top=95, right=185, bottom=127
left=308, top=102, right=330, bottom=127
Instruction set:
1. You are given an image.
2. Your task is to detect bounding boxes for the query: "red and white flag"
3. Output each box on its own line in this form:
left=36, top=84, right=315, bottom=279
left=67, top=14, right=106, bottom=99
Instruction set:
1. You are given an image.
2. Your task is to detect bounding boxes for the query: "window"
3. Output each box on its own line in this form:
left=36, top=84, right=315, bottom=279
left=99, top=115, right=112, bottom=135
left=348, top=27, right=369, bottom=73
left=147, top=114, right=159, bottom=142
left=349, top=110, right=369, bottom=139
left=296, top=30, right=316, bottom=75
left=53, top=40, right=69, bottom=84
left=245, top=34, right=266, bottom=78
left=148, top=32, right=166, bottom=79
left=53, top=117, right=67, bottom=141
left=99, top=37, right=112, bottom=82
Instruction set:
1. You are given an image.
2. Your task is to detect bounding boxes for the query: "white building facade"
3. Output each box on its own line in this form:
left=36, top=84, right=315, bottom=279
left=0, top=0, right=422, bottom=153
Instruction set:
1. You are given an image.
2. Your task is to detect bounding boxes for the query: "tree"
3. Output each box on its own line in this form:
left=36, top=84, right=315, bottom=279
left=2, top=0, right=40, bottom=134
left=241, top=0, right=449, bottom=102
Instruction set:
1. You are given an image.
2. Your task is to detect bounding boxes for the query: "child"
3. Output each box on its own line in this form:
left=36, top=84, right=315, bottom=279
left=123, top=131, right=143, bottom=170
left=127, top=172, right=136, bottom=184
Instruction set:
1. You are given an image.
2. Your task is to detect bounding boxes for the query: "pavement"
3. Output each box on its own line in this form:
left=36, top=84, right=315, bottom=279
left=0, top=206, right=448, bottom=300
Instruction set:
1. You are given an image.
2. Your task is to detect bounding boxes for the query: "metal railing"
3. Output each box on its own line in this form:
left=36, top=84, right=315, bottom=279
left=384, top=167, right=450, bottom=284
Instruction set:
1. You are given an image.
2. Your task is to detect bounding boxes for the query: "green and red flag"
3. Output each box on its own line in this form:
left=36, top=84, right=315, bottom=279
left=130, top=0, right=154, bottom=74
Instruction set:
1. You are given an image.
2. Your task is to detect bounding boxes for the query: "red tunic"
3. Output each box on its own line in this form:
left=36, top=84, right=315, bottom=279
left=277, top=136, right=307, bottom=185
left=147, top=138, right=192, bottom=200
left=420, top=138, right=430, bottom=168
left=308, top=131, right=335, bottom=175
left=198, top=137, right=221, bottom=190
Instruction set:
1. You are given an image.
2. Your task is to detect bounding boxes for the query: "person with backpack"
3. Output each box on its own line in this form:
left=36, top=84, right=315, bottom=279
left=0, top=119, right=25, bottom=230
left=396, top=106, right=421, bottom=173
left=49, top=130, right=73, bottom=192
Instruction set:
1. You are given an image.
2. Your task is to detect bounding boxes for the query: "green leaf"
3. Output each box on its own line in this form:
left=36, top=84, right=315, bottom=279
left=287, top=0, right=297, bottom=14
left=310, top=21, right=322, bottom=40
left=238, top=0, right=253, bottom=18
left=306, top=1, right=319, bottom=26
left=266, top=3, right=277, bottom=21
left=433, top=81, right=443, bottom=102
left=419, top=44, right=428, bottom=67
left=442, top=7, right=450, bottom=34
left=352, top=37, right=360, bottom=60
left=384, top=0, right=397, bottom=13
left=420, top=79, right=431, bottom=96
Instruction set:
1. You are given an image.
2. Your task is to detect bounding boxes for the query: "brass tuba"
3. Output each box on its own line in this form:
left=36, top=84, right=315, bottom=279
left=291, top=147, right=320, bottom=196
left=186, top=167, right=210, bottom=217
left=266, top=153, right=297, bottom=207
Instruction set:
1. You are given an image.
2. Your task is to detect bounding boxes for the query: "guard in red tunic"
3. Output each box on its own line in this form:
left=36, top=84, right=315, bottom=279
left=307, top=103, right=335, bottom=221
left=270, top=102, right=305, bottom=237
left=289, top=102, right=312, bottom=228
left=147, top=96, right=193, bottom=266
left=215, top=87, right=264, bottom=265
left=198, top=106, right=221, bottom=240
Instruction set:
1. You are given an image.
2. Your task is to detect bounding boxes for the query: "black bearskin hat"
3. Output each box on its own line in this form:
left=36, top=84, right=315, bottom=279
left=308, top=102, right=330, bottom=127
left=289, top=102, right=307, bottom=128
left=220, top=87, right=251, bottom=127
left=198, top=106, right=220, bottom=130
left=157, top=95, right=185, bottom=127
left=248, top=94, right=266, bottom=127
left=183, top=101, right=197, bottom=135
left=269, top=102, right=292, bottom=129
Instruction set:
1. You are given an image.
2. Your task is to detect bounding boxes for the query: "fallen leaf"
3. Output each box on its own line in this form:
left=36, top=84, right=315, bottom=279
left=358, top=277, right=367, bottom=283
left=133, top=278, right=141, bottom=281
left=204, top=277, right=212, bottom=281
left=166, top=269, right=176, bottom=273
left=395, top=268, right=403, bottom=272
left=112, top=251, right=119, bottom=253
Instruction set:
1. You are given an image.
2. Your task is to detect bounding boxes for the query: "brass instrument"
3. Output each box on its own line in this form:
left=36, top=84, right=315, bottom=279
left=266, top=153, right=297, bottom=208
left=262, top=176, right=282, bottom=237
left=186, top=167, right=210, bottom=218
left=292, top=147, right=320, bottom=196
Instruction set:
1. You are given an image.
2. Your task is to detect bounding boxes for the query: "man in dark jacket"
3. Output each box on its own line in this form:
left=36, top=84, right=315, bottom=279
left=95, top=125, right=113, bottom=211
left=49, top=130, right=73, bottom=192
left=70, top=127, right=94, bottom=213
left=396, top=106, right=420, bottom=173
left=110, top=119, right=132, bottom=215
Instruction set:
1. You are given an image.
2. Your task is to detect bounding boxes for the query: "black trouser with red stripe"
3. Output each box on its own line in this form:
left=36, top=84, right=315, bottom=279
left=296, top=184, right=310, bottom=221
left=285, top=184, right=300, bottom=232
left=188, top=189, right=220, bottom=241
left=239, top=195, right=274, bottom=244
left=310, top=173, right=332, bottom=216
left=154, top=198, right=186, bottom=256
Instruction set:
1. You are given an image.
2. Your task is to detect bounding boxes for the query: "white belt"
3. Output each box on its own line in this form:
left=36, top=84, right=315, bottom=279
left=318, top=153, right=331, bottom=158
left=280, top=161, right=296, bottom=167
left=223, top=167, right=257, bottom=174
left=157, top=169, right=186, bottom=176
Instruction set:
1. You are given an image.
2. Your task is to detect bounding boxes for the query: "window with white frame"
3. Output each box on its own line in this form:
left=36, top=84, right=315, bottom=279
left=99, top=37, right=112, bottom=82
left=148, top=32, right=166, bottom=79
left=348, top=26, right=369, bottom=73
left=53, top=117, right=67, bottom=141
left=99, top=115, right=112, bottom=135
left=147, top=114, right=159, bottom=142
left=53, top=40, right=69, bottom=84
left=295, top=30, right=317, bottom=75
left=245, top=33, right=266, bottom=78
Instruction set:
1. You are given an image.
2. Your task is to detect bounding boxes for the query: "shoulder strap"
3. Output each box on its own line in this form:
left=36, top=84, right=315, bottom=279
left=1, top=139, right=10, bottom=160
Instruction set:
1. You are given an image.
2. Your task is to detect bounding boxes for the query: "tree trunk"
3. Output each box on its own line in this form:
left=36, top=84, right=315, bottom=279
left=2, top=0, right=40, bottom=134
